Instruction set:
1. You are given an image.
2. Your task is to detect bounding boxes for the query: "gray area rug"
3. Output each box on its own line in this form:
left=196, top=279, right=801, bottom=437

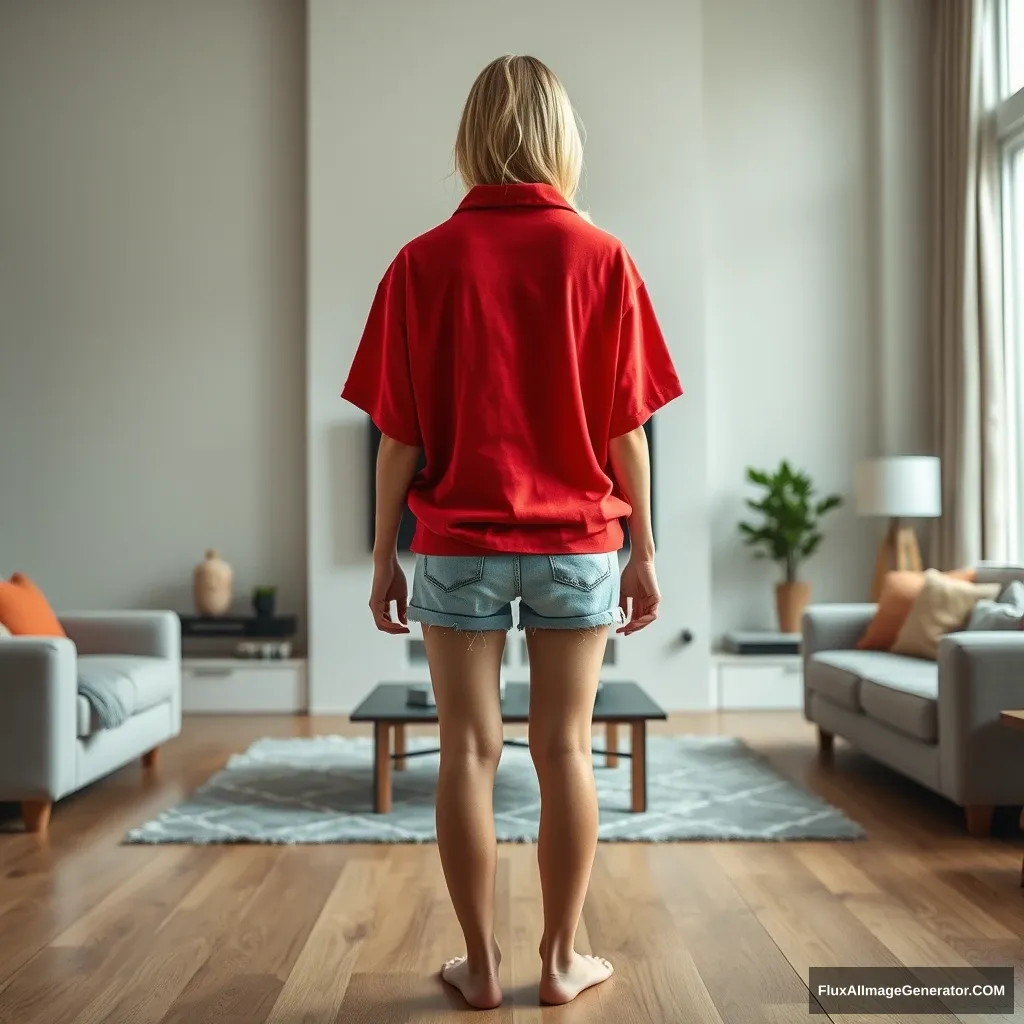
left=125, top=735, right=863, bottom=844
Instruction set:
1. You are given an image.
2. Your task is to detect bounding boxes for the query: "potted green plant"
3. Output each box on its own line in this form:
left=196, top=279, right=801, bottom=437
left=252, top=585, right=277, bottom=619
left=738, top=461, right=843, bottom=632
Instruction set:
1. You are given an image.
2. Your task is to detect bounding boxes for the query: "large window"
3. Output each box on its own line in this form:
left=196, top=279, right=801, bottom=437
left=998, top=0, right=1024, bottom=550
left=1003, top=0, right=1024, bottom=96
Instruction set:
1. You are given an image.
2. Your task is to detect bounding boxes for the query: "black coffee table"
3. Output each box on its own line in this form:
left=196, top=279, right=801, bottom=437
left=349, top=681, right=666, bottom=815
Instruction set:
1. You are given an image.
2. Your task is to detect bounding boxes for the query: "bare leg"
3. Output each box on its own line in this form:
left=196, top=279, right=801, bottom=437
left=424, top=626, right=506, bottom=1010
left=527, top=627, right=614, bottom=1006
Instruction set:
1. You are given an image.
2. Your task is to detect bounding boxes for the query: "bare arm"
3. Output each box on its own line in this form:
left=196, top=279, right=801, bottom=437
left=373, top=434, right=421, bottom=565
left=608, top=425, right=655, bottom=559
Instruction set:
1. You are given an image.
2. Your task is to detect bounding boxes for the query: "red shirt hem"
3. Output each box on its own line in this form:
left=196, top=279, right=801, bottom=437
left=411, top=521, right=626, bottom=556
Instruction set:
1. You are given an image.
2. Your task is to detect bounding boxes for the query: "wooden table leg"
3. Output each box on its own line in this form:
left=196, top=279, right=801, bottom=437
left=394, top=723, right=407, bottom=771
left=374, top=722, right=392, bottom=814
left=606, top=722, right=619, bottom=768
left=631, top=721, right=647, bottom=813
left=1020, top=808, right=1024, bottom=887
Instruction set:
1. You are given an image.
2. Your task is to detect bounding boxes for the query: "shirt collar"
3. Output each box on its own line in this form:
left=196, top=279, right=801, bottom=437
left=456, top=182, right=576, bottom=214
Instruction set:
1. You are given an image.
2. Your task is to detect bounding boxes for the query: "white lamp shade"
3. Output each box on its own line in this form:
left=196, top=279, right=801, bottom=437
left=854, top=457, right=941, bottom=518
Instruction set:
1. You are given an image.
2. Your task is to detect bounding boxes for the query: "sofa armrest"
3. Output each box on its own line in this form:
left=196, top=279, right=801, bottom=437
left=801, top=604, right=876, bottom=721
left=59, top=611, right=180, bottom=662
left=0, top=637, right=78, bottom=800
left=801, top=604, right=877, bottom=656
left=938, top=632, right=1024, bottom=804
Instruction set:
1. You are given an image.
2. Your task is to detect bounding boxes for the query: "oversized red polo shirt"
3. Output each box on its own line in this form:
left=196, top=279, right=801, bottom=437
left=342, top=183, right=683, bottom=555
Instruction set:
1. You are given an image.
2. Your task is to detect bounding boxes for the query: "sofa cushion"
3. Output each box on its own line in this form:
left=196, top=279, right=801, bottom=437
left=807, top=651, right=874, bottom=710
left=858, top=658, right=939, bottom=742
left=77, top=655, right=177, bottom=726
left=967, top=580, right=1024, bottom=630
left=891, top=571, right=999, bottom=660
left=0, top=573, right=66, bottom=637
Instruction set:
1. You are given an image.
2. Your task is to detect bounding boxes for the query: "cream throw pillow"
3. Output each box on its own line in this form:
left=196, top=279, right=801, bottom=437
left=0, top=622, right=9, bottom=638
left=892, top=569, right=1000, bottom=660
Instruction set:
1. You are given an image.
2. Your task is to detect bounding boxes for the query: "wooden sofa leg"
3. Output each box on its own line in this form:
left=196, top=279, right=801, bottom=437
left=817, top=728, right=834, bottom=757
left=964, top=805, right=994, bottom=838
left=21, top=800, right=52, bottom=835
left=142, top=747, right=159, bottom=770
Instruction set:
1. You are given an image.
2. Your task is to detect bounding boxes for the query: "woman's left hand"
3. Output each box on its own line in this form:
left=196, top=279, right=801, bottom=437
left=369, top=556, right=410, bottom=634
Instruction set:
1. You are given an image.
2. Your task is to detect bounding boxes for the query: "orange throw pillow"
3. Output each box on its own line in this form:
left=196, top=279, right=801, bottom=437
left=0, top=573, right=66, bottom=637
left=856, top=568, right=975, bottom=651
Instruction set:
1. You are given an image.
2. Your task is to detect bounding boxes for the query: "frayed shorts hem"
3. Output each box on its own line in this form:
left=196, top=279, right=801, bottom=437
left=407, top=605, right=513, bottom=632
left=407, top=604, right=622, bottom=633
left=517, top=609, right=622, bottom=631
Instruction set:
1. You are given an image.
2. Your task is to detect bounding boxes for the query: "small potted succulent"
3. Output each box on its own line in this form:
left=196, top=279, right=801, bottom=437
left=252, top=585, right=277, bottom=619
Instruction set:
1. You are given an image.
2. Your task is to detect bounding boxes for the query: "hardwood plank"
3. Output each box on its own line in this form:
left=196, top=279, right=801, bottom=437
left=73, top=848, right=277, bottom=1024
left=714, top=846, right=961, bottom=1024
left=159, top=847, right=342, bottom=1024
left=0, top=847, right=214, bottom=1024
left=264, top=852, right=388, bottom=1024
left=506, top=843, right=544, bottom=1022
left=649, top=846, right=814, bottom=1024
left=339, top=970, right=511, bottom=1024
left=353, top=846, right=446, bottom=974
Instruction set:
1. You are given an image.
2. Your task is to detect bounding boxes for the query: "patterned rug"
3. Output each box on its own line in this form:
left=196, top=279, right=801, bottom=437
left=125, top=735, right=863, bottom=844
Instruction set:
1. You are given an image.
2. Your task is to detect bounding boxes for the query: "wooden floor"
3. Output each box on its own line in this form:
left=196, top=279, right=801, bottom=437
left=1, top=712, right=1023, bottom=1023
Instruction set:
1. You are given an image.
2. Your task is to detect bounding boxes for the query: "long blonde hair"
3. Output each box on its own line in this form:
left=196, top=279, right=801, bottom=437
left=455, top=56, right=584, bottom=207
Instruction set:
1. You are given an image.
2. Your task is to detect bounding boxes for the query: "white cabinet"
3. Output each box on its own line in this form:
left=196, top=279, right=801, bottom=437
left=182, top=658, right=307, bottom=714
left=711, top=654, right=803, bottom=710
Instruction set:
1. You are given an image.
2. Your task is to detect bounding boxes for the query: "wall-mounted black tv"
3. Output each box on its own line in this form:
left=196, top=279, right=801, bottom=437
left=367, top=417, right=655, bottom=552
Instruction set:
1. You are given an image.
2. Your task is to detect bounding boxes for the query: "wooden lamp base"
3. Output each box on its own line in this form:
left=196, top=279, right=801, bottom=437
left=870, top=518, right=923, bottom=601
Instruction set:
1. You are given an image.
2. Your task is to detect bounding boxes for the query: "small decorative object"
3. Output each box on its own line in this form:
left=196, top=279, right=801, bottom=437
left=406, top=683, right=436, bottom=708
left=252, top=585, right=277, bottom=619
left=193, top=550, right=233, bottom=617
left=235, top=640, right=292, bottom=659
left=738, top=461, right=843, bottom=633
left=854, top=456, right=941, bottom=601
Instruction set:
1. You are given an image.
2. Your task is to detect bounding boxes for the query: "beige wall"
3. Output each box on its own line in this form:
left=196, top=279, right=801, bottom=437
left=0, top=0, right=307, bottom=630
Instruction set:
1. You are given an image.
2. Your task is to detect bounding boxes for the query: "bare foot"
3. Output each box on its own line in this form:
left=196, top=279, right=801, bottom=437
left=440, top=944, right=503, bottom=1010
left=539, top=951, right=614, bottom=1006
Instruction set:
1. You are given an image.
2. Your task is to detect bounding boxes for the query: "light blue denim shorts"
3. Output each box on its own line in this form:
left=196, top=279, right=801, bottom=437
left=407, top=554, right=624, bottom=632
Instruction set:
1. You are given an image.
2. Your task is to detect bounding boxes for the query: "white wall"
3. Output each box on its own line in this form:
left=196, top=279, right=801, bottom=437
left=704, top=0, right=932, bottom=640
left=308, top=0, right=710, bottom=711
left=0, top=1, right=307, bottom=626
left=870, top=0, right=934, bottom=460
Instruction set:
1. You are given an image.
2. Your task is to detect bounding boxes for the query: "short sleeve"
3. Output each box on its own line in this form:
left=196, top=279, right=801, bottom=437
left=609, top=279, right=683, bottom=438
left=341, top=257, right=422, bottom=447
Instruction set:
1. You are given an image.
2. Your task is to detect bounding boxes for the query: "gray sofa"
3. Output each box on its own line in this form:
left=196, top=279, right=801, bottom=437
left=0, top=611, right=181, bottom=833
left=803, top=566, right=1024, bottom=836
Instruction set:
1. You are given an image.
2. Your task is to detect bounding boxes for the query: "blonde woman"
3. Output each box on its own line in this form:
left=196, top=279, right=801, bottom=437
left=343, top=55, right=682, bottom=1009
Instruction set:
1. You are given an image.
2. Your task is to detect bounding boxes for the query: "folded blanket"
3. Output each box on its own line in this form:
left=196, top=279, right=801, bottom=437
left=77, top=661, right=135, bottom=729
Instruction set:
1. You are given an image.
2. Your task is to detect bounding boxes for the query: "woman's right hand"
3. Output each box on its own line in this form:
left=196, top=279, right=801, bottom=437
left=617, top=556, right=661, bottom=634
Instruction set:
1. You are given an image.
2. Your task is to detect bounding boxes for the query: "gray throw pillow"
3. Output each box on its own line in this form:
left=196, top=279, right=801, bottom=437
left=967, top=580, right=1024, bottom=631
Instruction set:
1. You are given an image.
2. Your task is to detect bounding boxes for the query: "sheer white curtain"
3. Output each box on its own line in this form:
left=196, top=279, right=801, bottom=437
left=931, top=0, right=1014, bottom=567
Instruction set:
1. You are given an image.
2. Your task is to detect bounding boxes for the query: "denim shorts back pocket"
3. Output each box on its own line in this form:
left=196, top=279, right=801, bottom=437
left=423, top=556, right=486, bottom=593
left=547, top=554, right=613, bottom=592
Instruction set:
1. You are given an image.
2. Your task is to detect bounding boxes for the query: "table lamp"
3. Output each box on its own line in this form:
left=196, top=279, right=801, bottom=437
left=854, top=456, right=941, bottom=601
